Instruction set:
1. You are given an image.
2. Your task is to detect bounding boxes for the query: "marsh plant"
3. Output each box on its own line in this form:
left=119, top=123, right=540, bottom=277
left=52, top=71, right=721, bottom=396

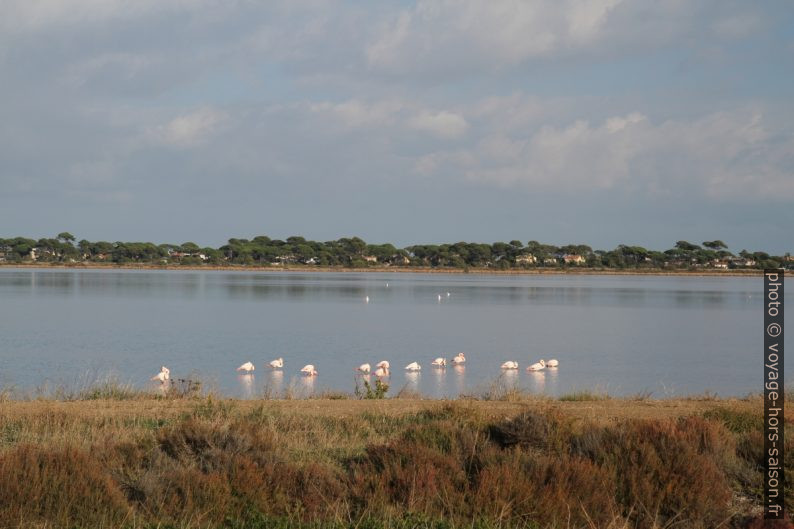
left=355, top=378, right=389, bottom=399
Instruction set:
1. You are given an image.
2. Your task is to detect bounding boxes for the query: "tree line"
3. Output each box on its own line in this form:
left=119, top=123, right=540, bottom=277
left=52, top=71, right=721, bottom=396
left=0, top=233, right=790, bottom=270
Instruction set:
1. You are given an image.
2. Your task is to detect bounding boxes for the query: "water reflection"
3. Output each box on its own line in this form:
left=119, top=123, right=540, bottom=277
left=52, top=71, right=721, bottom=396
left=297, top=374, right=316, bottom=397
left=1, top=270, right=763, bottom=311
left=354, top=373, right=371, bottom=395
left=526, top=371, right=546, bottom=392
left=501, top=369, right=519, bottom=390
left=153, top=380, right=170, bottom=396
left=265, top=370, right=284, bottom=397
left=237, top=373, right=255, bottom=399
left=430, top=366, right=446, bottom=397
left=543, top=367, right=559, bottom=394
left=404, top=371, right=420, bottom=393
left=452, top=365, right=466, bottom=395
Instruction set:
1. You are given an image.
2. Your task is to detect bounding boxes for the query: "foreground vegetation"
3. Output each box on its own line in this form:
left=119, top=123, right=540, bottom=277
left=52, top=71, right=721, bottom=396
left=0, top=390, right=789, bottom=528
left=1, top=233, right=790, bottom=271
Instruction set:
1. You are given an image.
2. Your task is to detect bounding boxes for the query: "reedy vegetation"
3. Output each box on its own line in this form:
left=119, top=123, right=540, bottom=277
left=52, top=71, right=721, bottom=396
left=0, top=386, right=788, bottom=528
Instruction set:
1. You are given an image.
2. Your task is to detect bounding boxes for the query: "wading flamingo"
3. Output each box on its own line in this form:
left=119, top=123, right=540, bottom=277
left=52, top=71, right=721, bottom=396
left=268, top=357, right=284, bottom=369
left=356, top=363, right=371, bottom=374
left=376, top=360, right=390, bottom=370
left=237, top=361, right=255, bottom=373
left=452, top=353, right=466, bottom=365
left=374, top=366, right=390, bottom=378
left=431, top=357, right=447, bottom=367
left=405, top=361, right=421, bottom=372
left=301, top=364, right=318, bottom=376
left=151, top=366, right=170, bottom=383
left=501, top=361, right=519, bottom=370
left=546, top=359, right=559, bottom=368
left=527, top=359, right=546, bottom=372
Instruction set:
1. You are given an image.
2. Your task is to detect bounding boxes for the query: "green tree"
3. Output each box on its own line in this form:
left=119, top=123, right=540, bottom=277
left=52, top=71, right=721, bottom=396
left=702, top=240, right=727, bottom=250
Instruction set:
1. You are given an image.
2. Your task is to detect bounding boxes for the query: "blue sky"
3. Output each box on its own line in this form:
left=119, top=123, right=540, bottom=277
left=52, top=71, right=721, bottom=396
left=1, top=0, right=793, bottom=253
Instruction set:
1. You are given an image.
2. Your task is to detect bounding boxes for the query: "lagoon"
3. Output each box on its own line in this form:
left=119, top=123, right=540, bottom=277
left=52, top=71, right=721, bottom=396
left=0, top=268, right=787, bottom=398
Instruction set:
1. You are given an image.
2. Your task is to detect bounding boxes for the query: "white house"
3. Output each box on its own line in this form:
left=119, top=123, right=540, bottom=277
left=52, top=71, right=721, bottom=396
left=563, top=254, right=587, bottom=265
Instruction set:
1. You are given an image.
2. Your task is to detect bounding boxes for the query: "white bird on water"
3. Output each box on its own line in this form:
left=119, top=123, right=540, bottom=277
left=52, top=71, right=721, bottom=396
left=356, top=363, right=371, bottom=374
left=151, top=366, right=170, bottom=383
left=376, top=360, right=390, bottom=370
left=546, top=359, right=559, bottom=368
left=501, top=361, right=519, bottom=370
left=365, top=295, right=370, bottom=303
left=301, top=364, right=318, bottom=376
left=268, top=357, right=284, bottom=369
left=437, top=294, right=442, bottom=301
left=405, top=361, right=421, bottom=372
left=374, top=366, right=390, bottom=378
left=452, top=353, right=466, bottom=365
left=431, top=357, right=447, bottom=367
left=237, top=361, right=255, bottom=373
left=446, top=292, right=450, bottom=297
left=527, top=359, right=546, bottom=372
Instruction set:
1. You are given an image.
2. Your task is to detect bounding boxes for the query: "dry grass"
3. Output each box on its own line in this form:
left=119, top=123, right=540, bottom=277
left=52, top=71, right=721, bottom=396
left=0, top=395, right=789, bottom=528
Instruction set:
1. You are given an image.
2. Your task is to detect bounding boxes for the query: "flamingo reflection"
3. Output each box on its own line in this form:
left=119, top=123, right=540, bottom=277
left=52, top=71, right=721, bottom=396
left=237, top=373, right=255, bottom=399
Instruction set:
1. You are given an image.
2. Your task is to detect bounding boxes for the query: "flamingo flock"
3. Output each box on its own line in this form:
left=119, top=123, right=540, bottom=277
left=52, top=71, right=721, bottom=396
left=151, top=354, right=560, bottom=384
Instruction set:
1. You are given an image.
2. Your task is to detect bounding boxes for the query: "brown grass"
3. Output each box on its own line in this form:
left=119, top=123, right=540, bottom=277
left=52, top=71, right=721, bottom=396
left=0, top=396, right=787, bottom=528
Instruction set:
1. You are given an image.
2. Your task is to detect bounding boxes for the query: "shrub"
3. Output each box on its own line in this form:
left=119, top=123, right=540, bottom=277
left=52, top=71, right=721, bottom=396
left=0, top=444, right=129, bottom=528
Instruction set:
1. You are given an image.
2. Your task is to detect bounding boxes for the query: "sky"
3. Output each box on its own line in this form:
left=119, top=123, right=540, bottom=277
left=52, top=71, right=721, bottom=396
left=1, top=0, right=793, bottom=253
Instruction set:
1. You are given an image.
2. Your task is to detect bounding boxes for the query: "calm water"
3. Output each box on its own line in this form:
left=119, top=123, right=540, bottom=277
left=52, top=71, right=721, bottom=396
left=0, top=269, right=789, bottom=398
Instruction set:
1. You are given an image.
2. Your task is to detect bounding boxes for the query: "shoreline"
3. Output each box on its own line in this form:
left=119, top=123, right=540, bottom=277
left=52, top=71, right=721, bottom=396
left=0, top=262, right=764, bottom=277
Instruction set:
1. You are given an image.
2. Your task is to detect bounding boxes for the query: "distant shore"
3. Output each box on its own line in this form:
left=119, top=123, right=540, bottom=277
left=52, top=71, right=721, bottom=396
left=0, top=262, right=764, bottom=277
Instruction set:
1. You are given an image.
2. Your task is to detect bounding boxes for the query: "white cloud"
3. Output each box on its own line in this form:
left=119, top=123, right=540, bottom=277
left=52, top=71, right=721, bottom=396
left=417, top=108, right=794, bottom=199
left=408, top=111, right=468, bottom=139
left=152, top=107, right=228, bottom=148
left=366, top=0, right=766, bottom=75
left=308, top=99, right=468, bottom=139
left=0, top=0, right=206, bottom=33
left=308, top=99, right=404, bottom=128
left=63, top=53, right=158, bottom=88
